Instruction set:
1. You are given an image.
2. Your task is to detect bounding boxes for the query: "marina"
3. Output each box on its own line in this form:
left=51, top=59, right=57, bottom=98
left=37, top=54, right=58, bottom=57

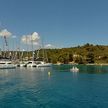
left=0, top=0, right=108, bottom=107
left=0, top=30, right=52, bottom=69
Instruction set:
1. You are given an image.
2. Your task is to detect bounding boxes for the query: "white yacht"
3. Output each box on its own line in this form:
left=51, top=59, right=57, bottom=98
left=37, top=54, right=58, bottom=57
left=35, top=48, right=52, bottom=67
left=18, top=61, right=28, bottom=67
left=0, top=59, right=16, bottom=69
left=19, top=63, right=27, bottom=67
left=26, top=61, right=36, bottom=67
left=36, top=61, right=52, bottom=67
left=70, top=66, right=79, bottom=72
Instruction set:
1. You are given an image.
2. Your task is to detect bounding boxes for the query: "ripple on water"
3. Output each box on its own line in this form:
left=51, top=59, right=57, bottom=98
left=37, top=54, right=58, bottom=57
left=0, top=66, right=108, bottom=108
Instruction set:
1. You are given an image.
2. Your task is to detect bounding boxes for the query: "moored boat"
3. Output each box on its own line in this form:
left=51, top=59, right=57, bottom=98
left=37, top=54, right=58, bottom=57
left=26, top=61, right=36, bottom=67
left=70, top=66, right=79, bottom=72
left=36, top=61, right=52, bottom=67
left=0, top=59, right=16, bottom=69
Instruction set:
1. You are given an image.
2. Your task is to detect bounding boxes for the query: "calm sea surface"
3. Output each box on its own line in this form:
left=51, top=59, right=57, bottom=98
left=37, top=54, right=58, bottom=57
left=0, top=65, right=108, bottom=108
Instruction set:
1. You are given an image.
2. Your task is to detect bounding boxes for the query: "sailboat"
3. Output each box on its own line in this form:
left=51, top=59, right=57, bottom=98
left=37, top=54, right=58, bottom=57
left=26, top=33, right=37, bottom=67
left=18, top=50, right=27, bottom=67
left=36, top=48, right=52, bottom=67
left=26, top=51, right=36, bottom=67
left=36, top=60, right=52, bottom=67
left=27, top=61, right=36, bottom=67
left=0, top=30, right=16, bottom=69
left=0, top=58, right=16, bottom=69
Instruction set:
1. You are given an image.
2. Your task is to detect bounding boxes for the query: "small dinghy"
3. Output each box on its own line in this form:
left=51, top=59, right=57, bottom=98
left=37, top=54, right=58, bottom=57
left=70, top=66, right=79, bottom=72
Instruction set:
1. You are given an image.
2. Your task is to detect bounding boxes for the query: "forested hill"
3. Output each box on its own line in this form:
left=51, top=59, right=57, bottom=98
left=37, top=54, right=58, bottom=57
left=44, top=43, right=108, bottom=64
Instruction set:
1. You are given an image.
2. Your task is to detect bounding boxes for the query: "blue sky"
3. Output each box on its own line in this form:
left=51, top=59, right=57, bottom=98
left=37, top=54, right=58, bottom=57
left=0, top=0, right=108, bottom=50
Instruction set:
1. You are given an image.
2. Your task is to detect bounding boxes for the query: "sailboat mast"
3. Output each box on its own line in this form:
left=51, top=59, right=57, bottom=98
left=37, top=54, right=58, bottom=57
left=41, top=37, right=45, bottom=62
left=1, top=37, right=4, bottom=57
left=26, top=36, right=29, bottom=60
left=4, top=35, right=9, bottom=58
left=41, top=37, right=48, bottom=62
left=31, top=34, right=34, bottom=61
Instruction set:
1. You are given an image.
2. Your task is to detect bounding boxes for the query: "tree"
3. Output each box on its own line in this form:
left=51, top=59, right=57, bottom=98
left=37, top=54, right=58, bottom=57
left=86, top=52, right=94, bottom=63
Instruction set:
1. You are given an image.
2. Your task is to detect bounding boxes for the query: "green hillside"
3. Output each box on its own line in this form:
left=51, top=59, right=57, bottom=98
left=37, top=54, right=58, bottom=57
left=45, top=43, right=108, bottom=64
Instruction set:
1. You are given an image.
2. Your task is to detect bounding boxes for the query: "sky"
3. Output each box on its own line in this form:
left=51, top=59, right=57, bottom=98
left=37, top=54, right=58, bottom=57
left=0, top=0, right=108, bottom=50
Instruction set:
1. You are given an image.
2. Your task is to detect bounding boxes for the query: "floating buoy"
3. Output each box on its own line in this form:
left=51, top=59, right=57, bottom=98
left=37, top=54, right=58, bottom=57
left=48, top=71, right=51, bottom=76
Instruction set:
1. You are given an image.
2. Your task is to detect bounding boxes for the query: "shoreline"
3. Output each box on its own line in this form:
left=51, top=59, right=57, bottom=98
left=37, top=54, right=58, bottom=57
left=55, top=63, right=108, bottom=66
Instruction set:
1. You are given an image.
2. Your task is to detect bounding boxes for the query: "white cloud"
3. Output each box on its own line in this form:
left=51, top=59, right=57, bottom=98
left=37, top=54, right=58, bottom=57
left=0, top=29, right=12, bottom=37
left=12, top=35, right=17, bottom=38
left=44, top=44, right=55, bottom=49
left=21, top=35, right=31, bottom=43
left=21, top=32, right=40, bottom=45
left=31, top=32, right=40, bottom=42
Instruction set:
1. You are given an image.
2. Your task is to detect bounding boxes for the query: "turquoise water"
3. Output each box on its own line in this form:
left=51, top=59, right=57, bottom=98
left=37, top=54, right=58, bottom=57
left=0, top=65, right=108, bottom=108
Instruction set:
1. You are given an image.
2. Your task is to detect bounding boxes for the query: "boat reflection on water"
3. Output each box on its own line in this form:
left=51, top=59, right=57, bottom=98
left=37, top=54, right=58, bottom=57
left=36, top=66, right=52, bottom=71
left=0, top=69, right=9, bottom=76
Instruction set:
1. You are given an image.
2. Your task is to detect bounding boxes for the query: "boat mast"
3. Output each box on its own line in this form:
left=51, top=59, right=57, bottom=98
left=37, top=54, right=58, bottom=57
left=26, top=35, right=29, bottom=60
left=4, top=35, right=9, bottom=58
left=41, top=37, right=45, bottom=62
left=41, top=37, right=48, bottom=62
left=31, top=33, right=34, bottom=61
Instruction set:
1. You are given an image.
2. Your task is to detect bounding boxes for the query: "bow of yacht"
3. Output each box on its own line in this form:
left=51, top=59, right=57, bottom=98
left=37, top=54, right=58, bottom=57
left=36, top=61, right=52, bottom=67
